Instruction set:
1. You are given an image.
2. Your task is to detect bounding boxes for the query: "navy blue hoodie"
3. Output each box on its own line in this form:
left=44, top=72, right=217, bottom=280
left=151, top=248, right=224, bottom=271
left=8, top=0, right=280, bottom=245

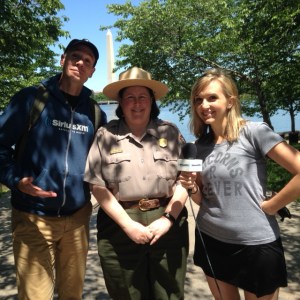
left=0, top=74, right=107, bottom=216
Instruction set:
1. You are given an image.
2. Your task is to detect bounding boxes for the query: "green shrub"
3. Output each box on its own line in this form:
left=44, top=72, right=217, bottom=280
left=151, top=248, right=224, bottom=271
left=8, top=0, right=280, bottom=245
left=267, top=143, right=300, bottom=202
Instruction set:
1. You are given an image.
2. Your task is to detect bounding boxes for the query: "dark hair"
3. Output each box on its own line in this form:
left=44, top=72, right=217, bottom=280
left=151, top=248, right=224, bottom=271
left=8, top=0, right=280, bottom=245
left=115, top=87, right=160, bottom=119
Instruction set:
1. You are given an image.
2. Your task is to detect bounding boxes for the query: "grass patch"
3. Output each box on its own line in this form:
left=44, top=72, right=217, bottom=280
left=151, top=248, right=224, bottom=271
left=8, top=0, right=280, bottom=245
left=0, top=184, right=9, bottom=196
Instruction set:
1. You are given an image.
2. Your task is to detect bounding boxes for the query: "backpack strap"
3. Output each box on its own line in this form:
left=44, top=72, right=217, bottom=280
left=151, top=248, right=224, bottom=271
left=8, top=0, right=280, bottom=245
left=15, top=85, right=48, bottom=160
left=15, top=88, right=102, bottom=160
left=28, top=85, right=49, bottom=130
left=89, top=97, right=102, bottom=130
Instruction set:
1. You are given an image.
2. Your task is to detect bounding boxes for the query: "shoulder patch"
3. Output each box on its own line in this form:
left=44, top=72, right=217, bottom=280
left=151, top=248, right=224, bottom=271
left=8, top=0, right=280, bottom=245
left=178, top=132, right=186, bottom=144
left=157, top=118, right=178, bottom=129
left=156, top=118, right=186, bottom=144
left=102, top=119, right=119, bottom=134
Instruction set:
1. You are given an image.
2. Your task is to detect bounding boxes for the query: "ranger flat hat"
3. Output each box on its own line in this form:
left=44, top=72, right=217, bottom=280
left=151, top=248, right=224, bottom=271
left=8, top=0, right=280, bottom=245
left=103, top=67, right=169, bottom=100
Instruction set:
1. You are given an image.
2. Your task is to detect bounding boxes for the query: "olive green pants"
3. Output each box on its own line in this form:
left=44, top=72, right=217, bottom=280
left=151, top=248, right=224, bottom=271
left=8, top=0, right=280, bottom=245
left=97, top=206, right=189, bottom=300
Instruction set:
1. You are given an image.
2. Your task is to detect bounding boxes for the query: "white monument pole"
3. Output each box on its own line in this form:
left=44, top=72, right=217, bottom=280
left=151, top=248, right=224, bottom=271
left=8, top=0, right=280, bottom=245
left=106, top=29, right=115, bottom=84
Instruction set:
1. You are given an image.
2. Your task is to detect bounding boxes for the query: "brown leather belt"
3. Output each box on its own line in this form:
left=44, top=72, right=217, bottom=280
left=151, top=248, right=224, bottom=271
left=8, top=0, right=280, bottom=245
left=119, top=197, right=171, bottom=211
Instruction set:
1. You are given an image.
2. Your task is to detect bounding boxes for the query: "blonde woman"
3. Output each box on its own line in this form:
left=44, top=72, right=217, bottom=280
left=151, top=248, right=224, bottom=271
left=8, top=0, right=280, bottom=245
left=179, top=68, right=300, bottom=300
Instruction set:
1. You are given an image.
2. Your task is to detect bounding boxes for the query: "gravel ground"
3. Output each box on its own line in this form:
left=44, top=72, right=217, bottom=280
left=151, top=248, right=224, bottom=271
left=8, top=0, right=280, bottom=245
left=0, top=192, right=299, bottom=299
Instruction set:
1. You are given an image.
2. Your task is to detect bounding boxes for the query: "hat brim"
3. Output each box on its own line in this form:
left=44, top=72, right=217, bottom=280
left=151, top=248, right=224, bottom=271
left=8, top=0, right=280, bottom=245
left=103, top=79, right=169, bottom=101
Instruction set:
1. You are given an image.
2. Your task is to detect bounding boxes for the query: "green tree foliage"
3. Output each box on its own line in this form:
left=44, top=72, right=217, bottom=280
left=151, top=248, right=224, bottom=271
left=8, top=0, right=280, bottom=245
left=101, top=0, right=300, bottom=128
left=0, top=0, right=69, bottom=109
left=92, top=92, right=109, bottom=102
left=231, top=0, right=300, bottom=129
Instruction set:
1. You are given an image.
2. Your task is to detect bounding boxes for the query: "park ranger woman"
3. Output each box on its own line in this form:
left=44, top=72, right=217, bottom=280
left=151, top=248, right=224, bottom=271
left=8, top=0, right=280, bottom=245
left=84, top=67, right=189, bottom=300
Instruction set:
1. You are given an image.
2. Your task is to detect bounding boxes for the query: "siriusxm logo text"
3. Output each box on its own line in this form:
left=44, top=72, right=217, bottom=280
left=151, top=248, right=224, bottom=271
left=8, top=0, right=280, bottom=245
left=52, top=119, right=89, bottom=133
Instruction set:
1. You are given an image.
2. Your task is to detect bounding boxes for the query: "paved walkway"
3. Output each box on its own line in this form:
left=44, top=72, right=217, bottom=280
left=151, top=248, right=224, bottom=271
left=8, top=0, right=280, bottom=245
left=0, top=192, right=299, bottom=299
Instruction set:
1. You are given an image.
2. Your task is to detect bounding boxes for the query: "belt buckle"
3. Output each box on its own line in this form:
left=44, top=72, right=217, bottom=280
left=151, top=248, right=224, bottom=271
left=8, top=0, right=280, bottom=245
left=139, top=199, right=151, bottom=211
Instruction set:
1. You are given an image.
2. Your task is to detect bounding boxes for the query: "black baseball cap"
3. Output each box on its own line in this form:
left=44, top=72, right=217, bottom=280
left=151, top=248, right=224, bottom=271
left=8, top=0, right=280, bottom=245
left=64, top=39, right=99, bottom=66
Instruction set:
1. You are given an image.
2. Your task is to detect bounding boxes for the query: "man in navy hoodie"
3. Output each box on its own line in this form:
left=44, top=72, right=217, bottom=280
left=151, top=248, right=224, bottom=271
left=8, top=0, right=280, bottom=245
left=0, top=39, right=107, bottom=299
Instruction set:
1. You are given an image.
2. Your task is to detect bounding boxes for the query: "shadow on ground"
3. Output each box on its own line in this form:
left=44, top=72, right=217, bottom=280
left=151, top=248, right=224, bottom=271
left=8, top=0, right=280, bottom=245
left=1, top=192, right=299, bottom=299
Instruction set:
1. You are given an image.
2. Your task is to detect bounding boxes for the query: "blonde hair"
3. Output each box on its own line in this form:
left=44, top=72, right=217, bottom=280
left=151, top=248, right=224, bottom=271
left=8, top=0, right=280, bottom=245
left=189, top=68, right=246, bottom=142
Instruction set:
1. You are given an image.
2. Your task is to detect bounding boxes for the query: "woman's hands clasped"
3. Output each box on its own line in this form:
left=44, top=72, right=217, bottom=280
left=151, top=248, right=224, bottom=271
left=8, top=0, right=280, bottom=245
left=147, top=217, right=173, bottom=245
left=122, top=219, right=155, bottom=244
left=122, top=215, right=173, bottom=245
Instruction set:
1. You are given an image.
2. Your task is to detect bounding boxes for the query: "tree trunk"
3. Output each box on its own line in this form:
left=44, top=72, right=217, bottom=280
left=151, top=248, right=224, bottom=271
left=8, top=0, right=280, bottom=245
left=288, top=101, right=296, bottom=132
left=256, top=88, right=273, bottom=130
left=287, top=100, right=298, bottom=144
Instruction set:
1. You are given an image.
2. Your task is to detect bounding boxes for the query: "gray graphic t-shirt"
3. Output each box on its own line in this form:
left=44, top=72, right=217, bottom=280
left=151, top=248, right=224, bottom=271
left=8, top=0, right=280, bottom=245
left=196, top=122, right=284, bottom=245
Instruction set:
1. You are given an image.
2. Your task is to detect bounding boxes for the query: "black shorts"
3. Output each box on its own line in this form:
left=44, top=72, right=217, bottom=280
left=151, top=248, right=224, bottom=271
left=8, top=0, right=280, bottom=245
left=193, top=231, right=288, bottom=297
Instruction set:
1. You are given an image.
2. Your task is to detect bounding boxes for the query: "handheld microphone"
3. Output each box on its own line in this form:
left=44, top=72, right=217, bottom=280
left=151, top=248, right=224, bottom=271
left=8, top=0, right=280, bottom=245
left=177, top=143, right=202, bottom=196
left=180, top=144, right=222, bottom=299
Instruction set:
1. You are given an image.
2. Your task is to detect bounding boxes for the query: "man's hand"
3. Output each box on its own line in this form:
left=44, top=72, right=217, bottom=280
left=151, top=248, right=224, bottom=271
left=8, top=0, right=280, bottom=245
left=17, top=177, right=57, bottom=198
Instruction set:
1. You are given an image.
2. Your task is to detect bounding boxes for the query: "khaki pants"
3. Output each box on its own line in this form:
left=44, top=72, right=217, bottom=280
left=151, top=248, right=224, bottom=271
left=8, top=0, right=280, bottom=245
left=11, top=202, right=92, bottom=300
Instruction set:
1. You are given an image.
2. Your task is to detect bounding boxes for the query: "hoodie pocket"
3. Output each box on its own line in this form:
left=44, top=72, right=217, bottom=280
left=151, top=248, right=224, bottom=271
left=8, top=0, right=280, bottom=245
left=32, top=168, right=62, bottom=193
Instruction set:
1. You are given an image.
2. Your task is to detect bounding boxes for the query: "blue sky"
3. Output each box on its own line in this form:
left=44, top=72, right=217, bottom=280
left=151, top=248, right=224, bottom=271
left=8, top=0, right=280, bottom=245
left=54, top=0, right=140, bottom=92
